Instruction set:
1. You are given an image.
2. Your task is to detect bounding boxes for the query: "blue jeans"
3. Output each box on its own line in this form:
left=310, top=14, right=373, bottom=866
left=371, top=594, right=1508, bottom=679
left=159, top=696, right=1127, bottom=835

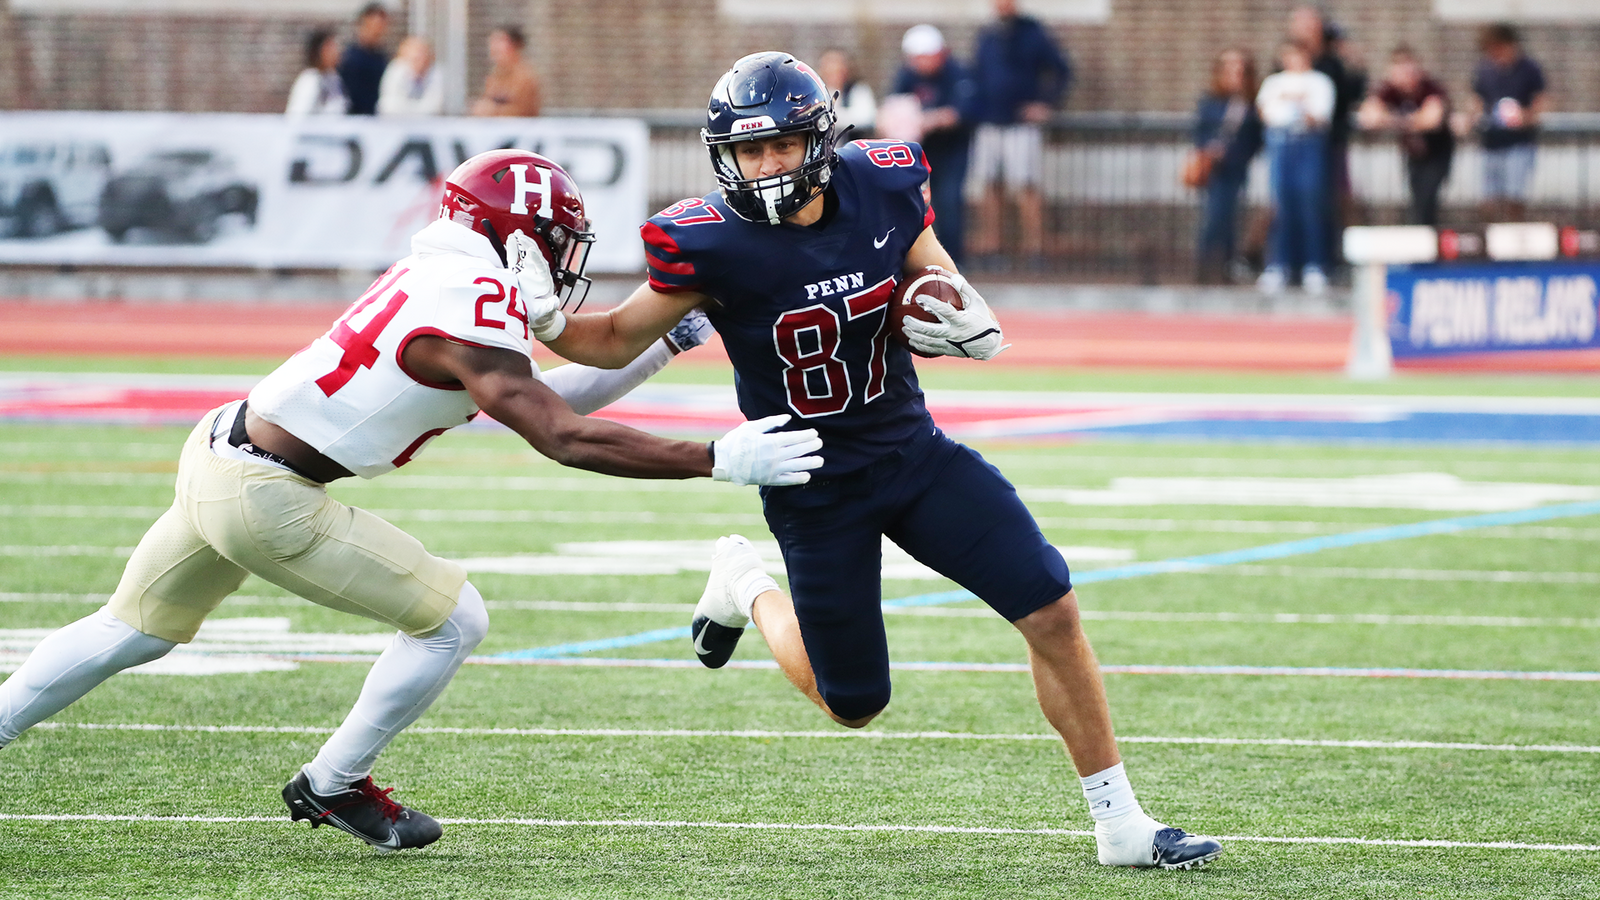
left=1265, top=129, right=1328, bottom=274
left=1198, top=167, right=1248, bottom=276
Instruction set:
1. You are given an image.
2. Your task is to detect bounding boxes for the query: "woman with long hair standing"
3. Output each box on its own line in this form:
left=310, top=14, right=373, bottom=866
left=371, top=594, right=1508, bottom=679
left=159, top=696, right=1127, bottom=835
left=1192, top=49, right=1263, bottom=284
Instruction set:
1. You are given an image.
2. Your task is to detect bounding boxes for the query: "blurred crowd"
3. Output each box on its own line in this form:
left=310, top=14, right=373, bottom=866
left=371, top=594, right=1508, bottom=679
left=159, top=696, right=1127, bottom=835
left=285, top=3, right=539, bottom=120
left=1191, top=9, right=1547, bottom=293
left=815, top=2, right=1554, bottom=288
left=284, top=2, right=1555, bottom=290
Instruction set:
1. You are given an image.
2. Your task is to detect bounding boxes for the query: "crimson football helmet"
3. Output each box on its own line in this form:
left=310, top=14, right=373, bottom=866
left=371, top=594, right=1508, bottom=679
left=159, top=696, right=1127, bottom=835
left=438, top=149, right=594, bottom=307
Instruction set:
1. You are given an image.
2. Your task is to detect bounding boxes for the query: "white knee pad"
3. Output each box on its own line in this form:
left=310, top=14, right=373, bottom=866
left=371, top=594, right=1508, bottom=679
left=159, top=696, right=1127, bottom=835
left=445, top=581, right=489, bottom=651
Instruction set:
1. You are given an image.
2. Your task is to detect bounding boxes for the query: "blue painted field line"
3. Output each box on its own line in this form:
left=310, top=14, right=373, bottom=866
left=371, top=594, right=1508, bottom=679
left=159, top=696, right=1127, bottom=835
left=1073, top=499, right=1600, bottom=584
left=493, top=627, right=692, bottom=661
left=490, top=499, right=1600, bottom=661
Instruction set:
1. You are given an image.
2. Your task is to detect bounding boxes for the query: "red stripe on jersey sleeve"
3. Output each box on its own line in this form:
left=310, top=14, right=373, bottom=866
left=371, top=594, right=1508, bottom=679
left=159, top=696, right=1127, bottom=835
left=641, top=221, right=683, bottom=256
left=918, top=149, right=936, bottom=227
left=648, top=275, right=703, bottom=294
left=646, top=252, right=696, bottom=276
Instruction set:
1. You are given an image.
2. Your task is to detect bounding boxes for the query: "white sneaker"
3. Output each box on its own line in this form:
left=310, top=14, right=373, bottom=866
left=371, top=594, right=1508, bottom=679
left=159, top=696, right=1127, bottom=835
left=1301, top=266, right=1328, bottom=295
left=690, top=535, right=770, bottom=668
left=1256, top=266, right=1286, bottom=295
left=1096, top=810, right=1224, bottom=869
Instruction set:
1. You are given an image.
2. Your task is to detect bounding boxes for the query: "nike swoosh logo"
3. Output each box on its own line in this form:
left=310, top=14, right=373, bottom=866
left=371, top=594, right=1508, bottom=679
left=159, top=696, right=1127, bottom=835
left=693, top=622, right=713, bottom=657
left=873, top=228, right=895, bottom=249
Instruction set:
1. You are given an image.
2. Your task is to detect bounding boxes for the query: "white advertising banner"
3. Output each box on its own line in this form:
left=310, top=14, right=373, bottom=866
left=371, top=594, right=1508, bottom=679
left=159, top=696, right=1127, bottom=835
left=0, top=112, right=649, bottom=272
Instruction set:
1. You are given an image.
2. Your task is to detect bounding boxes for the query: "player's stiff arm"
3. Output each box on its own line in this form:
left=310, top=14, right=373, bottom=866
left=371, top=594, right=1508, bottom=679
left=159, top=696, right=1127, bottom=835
left=533, top=53, right=1223, bottom=870
left=0, top=150, right=821, bottom=853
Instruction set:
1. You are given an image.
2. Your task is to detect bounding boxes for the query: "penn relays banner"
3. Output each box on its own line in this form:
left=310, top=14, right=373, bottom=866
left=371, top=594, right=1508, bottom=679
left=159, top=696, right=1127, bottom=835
left=0, top=112, right=647, bottom=272
left=1386, top=261, right=1600, bottom=359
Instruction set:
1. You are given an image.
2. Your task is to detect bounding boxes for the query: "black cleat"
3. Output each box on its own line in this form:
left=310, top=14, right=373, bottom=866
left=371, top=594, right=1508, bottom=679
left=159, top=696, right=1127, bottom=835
left=691, top=615, right=745, bottom=669
left=283, top=770, right=442, bottom=851
left=1151, top=827, right=1224, bottom=870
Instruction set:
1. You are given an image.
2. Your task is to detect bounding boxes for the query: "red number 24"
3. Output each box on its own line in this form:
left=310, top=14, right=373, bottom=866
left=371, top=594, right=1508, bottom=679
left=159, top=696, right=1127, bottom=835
left=315, top=266, right=411, bottom=397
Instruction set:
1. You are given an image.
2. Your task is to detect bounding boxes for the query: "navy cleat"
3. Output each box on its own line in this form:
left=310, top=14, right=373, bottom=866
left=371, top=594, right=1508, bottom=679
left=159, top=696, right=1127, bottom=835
left=691, top=535, right=771, bottom=668
left=1151, top=827, right=1224, bottom=870
left=1097, top=812, right=1223, bottom=869
left=283, top=770, right=442, bottom=851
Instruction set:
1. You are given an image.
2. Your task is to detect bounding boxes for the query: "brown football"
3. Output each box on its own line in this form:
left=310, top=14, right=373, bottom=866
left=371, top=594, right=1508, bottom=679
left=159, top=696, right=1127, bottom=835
left=888, top=267, right=965, bottom=358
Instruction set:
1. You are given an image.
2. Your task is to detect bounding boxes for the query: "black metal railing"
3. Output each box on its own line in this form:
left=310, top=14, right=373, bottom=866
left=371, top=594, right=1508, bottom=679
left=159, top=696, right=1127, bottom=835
left=606, top=109, right=1600, bottom=285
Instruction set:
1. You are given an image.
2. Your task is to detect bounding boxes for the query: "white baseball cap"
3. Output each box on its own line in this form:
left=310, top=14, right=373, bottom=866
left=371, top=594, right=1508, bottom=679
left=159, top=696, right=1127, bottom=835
left=901, top=24, right=945, bottom=57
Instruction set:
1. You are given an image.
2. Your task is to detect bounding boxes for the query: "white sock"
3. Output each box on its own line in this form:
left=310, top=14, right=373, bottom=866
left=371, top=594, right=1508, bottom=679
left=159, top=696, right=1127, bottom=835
left=301, top=582, right=489, bottom=795
left=730, top=569, right=777, bottom=620
left=0, top=608, right=176, bottom=747
left=1081, top=762, right=1143, bottom=823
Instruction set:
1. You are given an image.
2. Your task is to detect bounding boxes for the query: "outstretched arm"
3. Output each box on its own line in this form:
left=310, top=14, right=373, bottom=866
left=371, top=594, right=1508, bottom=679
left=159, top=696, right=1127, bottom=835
left=539, top=310, right=714, bottom=415
left=401, top=335, right=820, bottom=484
left=541, top=282, right=709, bottom=369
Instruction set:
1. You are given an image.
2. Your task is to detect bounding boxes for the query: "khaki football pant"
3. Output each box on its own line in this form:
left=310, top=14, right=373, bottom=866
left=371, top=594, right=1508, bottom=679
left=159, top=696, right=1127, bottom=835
left=108, top=406, right=467, bottom=643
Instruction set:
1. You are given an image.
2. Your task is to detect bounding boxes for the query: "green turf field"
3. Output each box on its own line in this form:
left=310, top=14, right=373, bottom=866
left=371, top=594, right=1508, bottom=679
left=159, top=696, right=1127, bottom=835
left=2, top=361, right=1598, bottom=899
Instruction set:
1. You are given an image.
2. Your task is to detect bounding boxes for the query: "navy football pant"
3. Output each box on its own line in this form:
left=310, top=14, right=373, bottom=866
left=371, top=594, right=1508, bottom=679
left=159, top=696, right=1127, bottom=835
left=761, top=426, right=1072, bottom=721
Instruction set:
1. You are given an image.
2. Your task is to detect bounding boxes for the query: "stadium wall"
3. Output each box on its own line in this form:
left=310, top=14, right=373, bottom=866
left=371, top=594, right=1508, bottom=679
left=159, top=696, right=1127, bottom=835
left=2, top=0, right=1598, bottom=115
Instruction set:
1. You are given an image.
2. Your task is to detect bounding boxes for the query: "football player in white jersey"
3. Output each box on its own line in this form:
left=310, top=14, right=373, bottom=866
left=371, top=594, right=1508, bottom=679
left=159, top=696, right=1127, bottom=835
left=0, top=150, right=822, bottom=851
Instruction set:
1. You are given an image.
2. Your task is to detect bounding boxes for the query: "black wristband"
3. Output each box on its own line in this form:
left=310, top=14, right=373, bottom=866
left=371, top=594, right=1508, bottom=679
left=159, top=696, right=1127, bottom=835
left=706, top=441, right=716, bottom=463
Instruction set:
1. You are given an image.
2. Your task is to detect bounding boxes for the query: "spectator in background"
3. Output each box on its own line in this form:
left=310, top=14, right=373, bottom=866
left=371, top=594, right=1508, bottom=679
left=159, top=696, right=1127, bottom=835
left=338, top=3, right=391, bottom=116
left=472, top=25, right=540, bottom=118
left=1358, top=45, right=1453, bottom=228
left=378, top=35, right=443, bottom=116
left=1193, top=49, right=1264, bottom=284
left=888, top=25, right=979, bottom=265
left=818, top=48, right=876, bottom=137
left=1288, top=6, right=1356, bottom=271
left=1256, top=40, right=1335, bottom=295
left=286, top=28, right=348, bottom=116
left=1459, top=23, right=1548, bottom=223
left=968, top=0, right=1070, bottom=269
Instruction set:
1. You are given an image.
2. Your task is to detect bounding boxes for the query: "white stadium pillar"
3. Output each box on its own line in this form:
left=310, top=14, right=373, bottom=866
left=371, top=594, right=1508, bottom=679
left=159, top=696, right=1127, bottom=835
left=1341, top=226, right=1438, bottom=381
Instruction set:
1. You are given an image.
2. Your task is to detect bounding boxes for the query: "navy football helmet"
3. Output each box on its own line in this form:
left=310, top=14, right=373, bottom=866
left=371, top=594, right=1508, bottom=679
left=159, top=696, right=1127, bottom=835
left=702, top=51, right=837, bottom=224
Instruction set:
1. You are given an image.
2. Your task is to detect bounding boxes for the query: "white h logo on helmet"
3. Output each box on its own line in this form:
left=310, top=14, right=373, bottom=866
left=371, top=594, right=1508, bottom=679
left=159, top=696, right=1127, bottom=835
left=507, top=164, right=551, bottom=217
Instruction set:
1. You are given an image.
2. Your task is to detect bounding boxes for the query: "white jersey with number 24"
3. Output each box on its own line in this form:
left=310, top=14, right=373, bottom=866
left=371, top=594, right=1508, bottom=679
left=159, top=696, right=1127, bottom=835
left=250, top=218, right=538, bottom=478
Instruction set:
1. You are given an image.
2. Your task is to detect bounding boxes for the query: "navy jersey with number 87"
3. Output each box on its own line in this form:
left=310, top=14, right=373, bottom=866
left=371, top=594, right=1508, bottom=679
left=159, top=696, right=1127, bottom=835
left=643, top=140, right=937, bottom=477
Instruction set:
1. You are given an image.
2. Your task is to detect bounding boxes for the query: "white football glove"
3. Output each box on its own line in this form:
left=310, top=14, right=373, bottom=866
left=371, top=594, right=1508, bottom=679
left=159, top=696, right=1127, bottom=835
left=898, top=267, right=1010, bottom=360
left=664, top=309, right=715, bottom=354
left=712, top=414, right=824, bottom=486
left=508, top=229, right=565, bottom=342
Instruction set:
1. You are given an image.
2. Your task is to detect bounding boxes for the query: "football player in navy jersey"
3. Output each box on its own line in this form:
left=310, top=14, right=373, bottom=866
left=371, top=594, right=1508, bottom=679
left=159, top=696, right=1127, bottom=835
left=534, top=52, right=1222, bottom=869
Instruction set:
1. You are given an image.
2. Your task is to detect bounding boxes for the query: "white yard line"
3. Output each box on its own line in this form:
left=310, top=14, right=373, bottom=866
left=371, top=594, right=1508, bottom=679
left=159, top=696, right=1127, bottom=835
left=0, top=811, right=1591, bottom=852
left=5, top=593, right=1598, bottom=630
left=33, top=722, right=1600, bottom=754
left=6, top=544, right=1598, bottom=586
left=7, top=505, right=1597, bottom=541
left=0, top=545, right=134, bottom=556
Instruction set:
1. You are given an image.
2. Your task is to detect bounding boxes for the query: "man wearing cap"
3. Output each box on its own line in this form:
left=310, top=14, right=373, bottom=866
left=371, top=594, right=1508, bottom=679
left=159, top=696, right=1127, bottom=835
left=889, top=24, right=980, bottom=265
left=968, top=0, right=1070, bottom=269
